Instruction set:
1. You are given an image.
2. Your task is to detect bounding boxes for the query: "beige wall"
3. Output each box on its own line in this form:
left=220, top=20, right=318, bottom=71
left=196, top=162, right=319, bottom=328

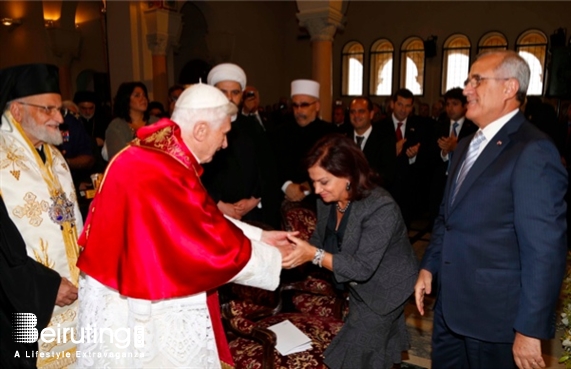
left=175, top=1, right=311, bottom=105
left=0, top=1, right=106, bottom=99
left=333, top=1, right=571, bottom=107
left=2, top=1, right=570, bottom=109
left=0, top=1, right=52, bottom=66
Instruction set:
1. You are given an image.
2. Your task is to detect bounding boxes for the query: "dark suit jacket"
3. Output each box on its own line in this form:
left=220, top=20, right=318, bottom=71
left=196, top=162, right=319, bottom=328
left=310, top=187, right=418, bottom=316
left=269, top=117, right=333, bottom=186
left=431, top=118, right=478, bottom=160
left=421, top=111, right=567, bottom=342
left=428, top=118, right=478, bottom=217
left=354, top=126, right=393, bottom=187
left=333, top=122, right=353, bottom=137
left=376, top=116, right=431, bottom=193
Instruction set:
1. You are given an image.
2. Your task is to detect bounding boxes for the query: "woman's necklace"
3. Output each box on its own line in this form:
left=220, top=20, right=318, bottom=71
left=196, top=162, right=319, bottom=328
left=128, top=120, right=145, bottom=134
left=336, top=201, right=351, bottom=213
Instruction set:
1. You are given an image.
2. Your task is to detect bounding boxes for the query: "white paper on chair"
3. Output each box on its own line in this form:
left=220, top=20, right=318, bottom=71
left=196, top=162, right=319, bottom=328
left=267, top=319, right=312, bottom=355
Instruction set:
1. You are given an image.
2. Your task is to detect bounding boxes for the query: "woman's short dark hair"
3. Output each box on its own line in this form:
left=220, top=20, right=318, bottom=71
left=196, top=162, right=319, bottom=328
left=113, top=81, right=149, bottom=123
left=305, top=134, right=378, bottom=201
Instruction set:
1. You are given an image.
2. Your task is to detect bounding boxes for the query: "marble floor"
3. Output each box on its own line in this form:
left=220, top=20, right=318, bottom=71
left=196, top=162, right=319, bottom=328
left=403, top=217, right=565, bottom=369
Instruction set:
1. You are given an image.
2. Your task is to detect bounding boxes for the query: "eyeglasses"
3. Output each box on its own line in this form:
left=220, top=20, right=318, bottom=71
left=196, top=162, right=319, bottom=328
left=464, top=75, right=510, bottom=88
left=291, top=101, right=317, bottom=109
left=17, top=101, right=68, bottom=118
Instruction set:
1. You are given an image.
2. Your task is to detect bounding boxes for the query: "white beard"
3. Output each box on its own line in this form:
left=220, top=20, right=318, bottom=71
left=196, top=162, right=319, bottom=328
left=21, top=117, right=63, bottom=146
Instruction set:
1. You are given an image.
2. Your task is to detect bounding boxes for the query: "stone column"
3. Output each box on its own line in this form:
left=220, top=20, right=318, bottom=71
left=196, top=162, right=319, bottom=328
left=144, top=8, right=182, bottom=110
left=296, top=1, right=345, bottom=122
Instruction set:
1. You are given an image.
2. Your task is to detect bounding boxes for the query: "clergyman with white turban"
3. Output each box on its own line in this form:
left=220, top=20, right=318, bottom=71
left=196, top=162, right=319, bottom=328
left=269, top=78, right=333, bottom=204
left=203, top=63, right=282, bottom=229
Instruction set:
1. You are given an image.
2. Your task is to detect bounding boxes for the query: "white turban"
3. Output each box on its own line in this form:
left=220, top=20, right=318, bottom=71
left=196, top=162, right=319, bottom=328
left=291, top=79, right=320, bottom=98
left=207, top=63, right=247, bottom=90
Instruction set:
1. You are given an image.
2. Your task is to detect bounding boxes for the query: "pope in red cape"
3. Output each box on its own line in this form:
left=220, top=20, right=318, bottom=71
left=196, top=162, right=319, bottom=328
left=76, top=84, right=291, bottom=369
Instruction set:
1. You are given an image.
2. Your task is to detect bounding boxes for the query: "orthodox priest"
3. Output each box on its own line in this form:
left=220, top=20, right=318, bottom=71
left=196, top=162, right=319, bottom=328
left=0, top=64, right=82, bottom=368
left=76, top=83, right=291, bottom=368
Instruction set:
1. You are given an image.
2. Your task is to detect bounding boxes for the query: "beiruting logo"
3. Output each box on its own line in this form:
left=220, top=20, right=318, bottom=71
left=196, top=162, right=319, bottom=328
left=12, top=313, right=144, bottom=349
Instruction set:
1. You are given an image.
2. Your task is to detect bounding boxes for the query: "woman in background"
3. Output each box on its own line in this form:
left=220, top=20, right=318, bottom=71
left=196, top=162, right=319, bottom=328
left=284, top=134, right=418, bottom=369
left=105, top=82, right=158, bottom=160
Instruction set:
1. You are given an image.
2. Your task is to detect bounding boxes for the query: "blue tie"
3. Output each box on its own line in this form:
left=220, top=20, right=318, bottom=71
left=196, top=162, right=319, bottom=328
left=452, top=130, right=486, bottom=203
left=452, top=122, right=459, bottom=137
left=446, top=122, right=460, bottom=175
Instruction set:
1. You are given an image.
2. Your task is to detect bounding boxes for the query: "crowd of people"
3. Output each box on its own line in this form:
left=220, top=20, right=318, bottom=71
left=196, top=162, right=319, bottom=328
left=1, top=49, right=569, bottom=369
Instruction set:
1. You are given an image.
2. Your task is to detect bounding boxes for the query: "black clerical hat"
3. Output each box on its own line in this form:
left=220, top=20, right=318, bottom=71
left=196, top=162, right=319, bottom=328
left=73, top=90, right=97, bottom=104
left=0, top=64, right=60, bottom=111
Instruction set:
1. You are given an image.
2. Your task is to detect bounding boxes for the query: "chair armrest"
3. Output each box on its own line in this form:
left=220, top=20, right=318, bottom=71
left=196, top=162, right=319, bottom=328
left=222, top=303, right=278, bottom=369
left=282, top=276, right=336, bottom=296
left=251, top=326, right=277, bottom=369
left=281, top=277, right=349, bottom=320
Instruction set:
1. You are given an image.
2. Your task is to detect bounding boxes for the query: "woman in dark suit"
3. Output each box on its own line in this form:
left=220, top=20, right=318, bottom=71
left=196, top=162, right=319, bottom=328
left=284, top=134, right=418, bottom=369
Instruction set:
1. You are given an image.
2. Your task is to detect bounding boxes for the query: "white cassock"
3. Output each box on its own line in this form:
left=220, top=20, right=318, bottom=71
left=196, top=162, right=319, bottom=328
left=76, top=218, right=281, bottom=369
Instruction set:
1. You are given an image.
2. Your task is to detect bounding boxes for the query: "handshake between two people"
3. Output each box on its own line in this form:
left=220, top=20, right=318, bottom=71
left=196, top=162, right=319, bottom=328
left=260, top=230, right=313, bottom=269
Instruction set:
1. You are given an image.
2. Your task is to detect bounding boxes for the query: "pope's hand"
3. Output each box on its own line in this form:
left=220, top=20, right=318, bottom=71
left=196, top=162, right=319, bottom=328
left=261, top=230, right=299, bottom=247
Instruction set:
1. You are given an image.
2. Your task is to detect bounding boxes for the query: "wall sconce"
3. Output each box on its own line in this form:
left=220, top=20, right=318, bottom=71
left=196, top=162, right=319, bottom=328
left=45, top=19, right=55, bottom=28
left=2, top=18, right=22, bottom=27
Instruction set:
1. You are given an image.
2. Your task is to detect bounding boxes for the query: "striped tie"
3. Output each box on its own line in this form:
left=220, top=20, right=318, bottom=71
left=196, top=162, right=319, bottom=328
left=451, top=122, right=459, bottom=137
left=451, top=130, right=486, bottom=203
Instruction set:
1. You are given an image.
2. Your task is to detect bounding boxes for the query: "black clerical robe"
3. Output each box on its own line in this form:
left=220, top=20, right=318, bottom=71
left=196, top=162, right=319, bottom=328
left=0, top=197, right=61, bottom=368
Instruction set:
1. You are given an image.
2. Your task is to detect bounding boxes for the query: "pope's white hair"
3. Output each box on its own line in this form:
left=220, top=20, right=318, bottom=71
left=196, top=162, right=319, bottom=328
left=171, top=103, right=237, bottom=131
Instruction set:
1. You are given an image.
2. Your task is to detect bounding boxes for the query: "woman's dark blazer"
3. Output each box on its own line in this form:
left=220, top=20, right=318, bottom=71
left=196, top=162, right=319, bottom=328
left=309, top=186, right=418, bottom=316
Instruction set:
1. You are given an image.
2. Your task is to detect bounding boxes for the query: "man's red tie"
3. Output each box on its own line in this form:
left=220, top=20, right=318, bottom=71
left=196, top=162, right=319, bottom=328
left=396, top=122, right=403, bottom=141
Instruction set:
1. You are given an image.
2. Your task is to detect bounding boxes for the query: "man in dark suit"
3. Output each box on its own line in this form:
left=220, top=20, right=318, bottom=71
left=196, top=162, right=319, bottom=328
left=349, top=96, right=392, bottom=186
left=415, top=50, right=567, bottom=368
left=428, top=87, right=478, bottom=221
left=332, top=104, right=352, bottom=136
left=377, top=88, right=431, bottom=226
left=241, top=85, right=273, bottom=131
left=269, top=79, right=333, bottom=205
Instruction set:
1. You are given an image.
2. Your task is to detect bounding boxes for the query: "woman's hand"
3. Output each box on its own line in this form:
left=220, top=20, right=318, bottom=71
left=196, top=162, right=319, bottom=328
left=282, top=234, right=316, bottom=269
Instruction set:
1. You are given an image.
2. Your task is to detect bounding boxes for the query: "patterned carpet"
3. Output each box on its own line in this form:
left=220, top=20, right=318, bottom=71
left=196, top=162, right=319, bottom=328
left=404, top=217, right=433, bottom=367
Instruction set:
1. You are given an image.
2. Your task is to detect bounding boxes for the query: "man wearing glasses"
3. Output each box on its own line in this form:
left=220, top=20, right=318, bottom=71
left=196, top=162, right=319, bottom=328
left=0, top=64, right=82, bottom=368
left=270, top=79, right=333, bottom=204
left=415, top=50, right=567, bottom=369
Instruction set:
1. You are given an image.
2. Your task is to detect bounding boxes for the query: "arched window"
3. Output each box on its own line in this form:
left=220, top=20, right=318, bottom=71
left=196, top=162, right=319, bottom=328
left=516, top=29, right=547, bottom=96
left=478, top=31, right=508, bottom=54
left=442, top=34, right=471, bottom=94
left=342, top=41, right=364, bottom=96
left=369, top=39, right=394, bottom=96
left=400, top=37, right=424, bottom=95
